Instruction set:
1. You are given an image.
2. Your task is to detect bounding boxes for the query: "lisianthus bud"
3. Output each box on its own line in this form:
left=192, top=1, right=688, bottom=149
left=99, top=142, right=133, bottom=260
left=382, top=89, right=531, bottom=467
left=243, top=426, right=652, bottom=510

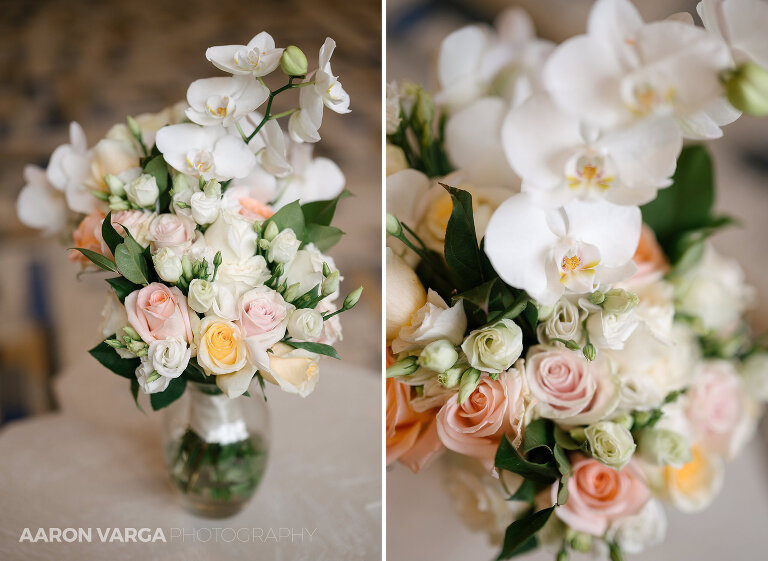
left=724, top=62, right=768, bottom=116
left=602, top=288, right=639, bottom=314
left=268, top=229, right=301, bottom=263
left=583, top=342, right=596, bottom=361
left=343, top=286, right=363, bottom=309
left=127, top=115, right=141, bottom=138
left=263, top=221, right=279, bottom=242
left=637, top=428, right=692, bottom=468
left=283, top=283, right=302, bottom=303
left=414, top=88, right=434, bottom=126
left=322, top=262, right=331, bottom=277
left=386, top=356, right=419, bottom=378
left=188, top=279, right=215, bottom=314
left=417, top=339, right=458, bottom=373
left=171, top=172, right=191, bottom=195
left=613, top=413, right=634, bottom=431
left=123, top=326, right=141, bottom=341
left=568, top=531, right=592, bottom=553
left=322, top=271, right=340, bottom=296
left=585, top=421, right=636, bottom=470
left=203, top=179, right=221, bottom=199
left=181, top=255, right=193, bottom=280
left=287, top=308, right=324, bottom=341
left=386, top=213, right=402, bottom=237
left=104, top=174, right=125, bottom=196
left=105, top=338, right=124, bottom=349
left=259, top=238, right=271, bottom=251
left=124, top=174, right=159, bottom=208
left=438, top=364, right=463, bottom=388
left=589, top=290, right=606, bottom=305
left=127, top=339, right=148, bottom=354
left=458, top=367, right=482, bottom=404
left=152, top=247, right=183, bottom=283
left=281, top=45, right=308, bottom=76
left=109, top=196, right=130, bottom=211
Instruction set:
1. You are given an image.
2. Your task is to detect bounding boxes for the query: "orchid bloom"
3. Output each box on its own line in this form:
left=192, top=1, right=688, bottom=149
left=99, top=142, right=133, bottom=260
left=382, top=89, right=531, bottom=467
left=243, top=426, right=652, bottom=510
left=17, top=165, right=68, bottom=235
left=543, top=0, right=735, bottom=139
left=484, top=194, right=641, bottom=305
left=239, top=114, right=292, bottom=177
left=185, top=75, right=269, bottom=127
left=45, top=122, right=97, bottom=215
left=502, top=94, right=681, bottom=206
left=206, top=32, right=283, bottom=77
left=156, top=123, right=256, bottom=181
left=270, top=141, right=345, bottom=209
left=289, top=38, right=350, bottom=143
left=698, top=0, right=768, bottom=68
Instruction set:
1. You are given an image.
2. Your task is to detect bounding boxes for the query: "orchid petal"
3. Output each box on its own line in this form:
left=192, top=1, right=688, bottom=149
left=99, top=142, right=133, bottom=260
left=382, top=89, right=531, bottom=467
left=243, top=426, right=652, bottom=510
left=563, top=199, right=641, bottom=267
left=212, top=135, right=257, bottom=179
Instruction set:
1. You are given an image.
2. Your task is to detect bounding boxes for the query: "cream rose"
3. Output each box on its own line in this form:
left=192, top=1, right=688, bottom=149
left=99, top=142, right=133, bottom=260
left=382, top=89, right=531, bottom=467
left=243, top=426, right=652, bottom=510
left=385, top=248, right=427, bottom=341
left=461, top=319, right=523, bottom=374
left=537, top=296, right=585, bottom=346
left=585, top=421, right=636, bottom=470
left=190, top=191, right=221, bottom=225
left=436, top=367, right=527, bottom=472
left=125, top=283, right=193, bottom=343
left=287, top=308, right=323, bottom=341
left=147, top=213, right=196, bottom=254
left=268, top=228, right=301, bottom=263
left=152, top=247, right=183, bottom=283
left=260, top=342, right=320, bottom=397
left=188, top=279, right=216, bottom=314
left=553, top=455, right=650, bottom=536
left=124, top=173, right=159, bottom=208
left=99, top=291, right=129, bottom=338
left=147, top=336, right=191, bottom=378
left=391, top=289, right=466, bottom=354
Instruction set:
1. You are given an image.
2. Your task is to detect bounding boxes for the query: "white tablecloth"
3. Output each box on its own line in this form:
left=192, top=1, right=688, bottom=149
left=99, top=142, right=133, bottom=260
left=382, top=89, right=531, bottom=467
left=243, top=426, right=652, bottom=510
left=0, top=357, right=381, bottom=561
left=387, top=444, right=768, bottom=561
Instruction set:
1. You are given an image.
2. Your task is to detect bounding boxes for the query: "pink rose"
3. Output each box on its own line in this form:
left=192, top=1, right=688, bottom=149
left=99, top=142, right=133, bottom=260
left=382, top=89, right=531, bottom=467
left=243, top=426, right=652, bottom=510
left=147, top=213, right=196, bottom=254
left=237, top=286, right=294, bottom=349
left=125, top=283, right=193, bottom=343
left=386, top=378, right=443, bottom=472
left=111, top=210, right=155, bottom=247
left=525, top=346, right=618, bottom=426
left=436, top=368, right=526, bottom=472
left=687, top=361, right=751, bottom=458
left=553, top=455, right=650, bottom=536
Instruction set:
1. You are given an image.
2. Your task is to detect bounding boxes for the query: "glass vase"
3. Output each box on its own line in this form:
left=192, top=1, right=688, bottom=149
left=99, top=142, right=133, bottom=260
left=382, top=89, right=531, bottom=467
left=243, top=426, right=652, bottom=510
left=162, top=382, right=269, bottom=518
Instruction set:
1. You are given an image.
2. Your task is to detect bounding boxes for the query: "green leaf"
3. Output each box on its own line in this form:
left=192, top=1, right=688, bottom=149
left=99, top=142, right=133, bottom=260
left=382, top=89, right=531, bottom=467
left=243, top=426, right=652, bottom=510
left=130, top=378, right=144, bottom=412
left=70, top=248, right=118, bottom=273
left=101, top=211, right=123, bottom=255
left=301, top=189, right=351, bottom=226
left=452, top=278, right=497, bottom=313
left=143, top=155, right=169, bottom=193
left=89, top=339, right=139, bottom=379
left=497, top=507, right=556, bottom=560
left=557, top=473, right=571, bottom=506
left=266, top=200, right=305, bottom=239
left=106, top=277, right=140, bottom=303
left=255, top=371, right=268, bottom=402
left=283, top=340, right=340, bottom=359
left=554, top=425, right=582, bottom=451
left=508, top=479, right=536, bottom=503
left=522, top=419, right=555, bottom=456
left=304, top=224, right=344, bottom=251
left=114, top=242, right=149, bottom=285
left=554, top=444, right=572, bottom=475
left=441, top=184, right=486, bottom=289
left=150, top=376, right=187, bottom=411
left=495, top=436, right=559, bottom=483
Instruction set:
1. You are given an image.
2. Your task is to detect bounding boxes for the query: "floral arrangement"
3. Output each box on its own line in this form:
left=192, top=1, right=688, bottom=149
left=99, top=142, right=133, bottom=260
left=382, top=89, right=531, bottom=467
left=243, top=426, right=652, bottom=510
left=386, top=1, right=768, bottom=559
left=17, top=33, right=361, bottom=502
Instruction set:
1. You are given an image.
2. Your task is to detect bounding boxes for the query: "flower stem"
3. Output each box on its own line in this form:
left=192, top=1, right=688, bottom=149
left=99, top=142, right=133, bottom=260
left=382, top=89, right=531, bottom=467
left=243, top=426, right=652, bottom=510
left=244, top=77, right=314, bottom=144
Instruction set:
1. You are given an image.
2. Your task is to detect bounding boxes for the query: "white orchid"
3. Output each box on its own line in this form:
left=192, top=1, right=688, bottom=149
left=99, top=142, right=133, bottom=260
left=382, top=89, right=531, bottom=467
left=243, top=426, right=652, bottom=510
left=698, top=0, right=768, bottom=68
left=289, top=38, right=350, bottom=143
left=206, top=31, right=283, bottom=77
left=543, top=0, right=734, bottom=139
left=156, top=123, right=256, bottom=181
left=239, top=113, right=292, bottom=177
left=502, top=94, right=681, bottom=206
left=16, top=165, right=68, bottom=235
left=46, top=122, right=95, bottom=214
left=185, top=75, right=269, bottom=127
left=270, top=141, right=345, bottom=209
left=484, top=194, right=640, bottom=305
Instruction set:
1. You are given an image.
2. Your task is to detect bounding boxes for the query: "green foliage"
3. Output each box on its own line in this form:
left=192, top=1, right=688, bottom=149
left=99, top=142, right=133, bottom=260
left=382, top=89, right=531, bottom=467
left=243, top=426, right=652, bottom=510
left=114, top=232, right=150, bottom=285
left=497, top=507, right=555, bottom=560
left=266, top=200, right=305, bottom=239
left=106, top=277, right=141, bottom=303
left=89, top=338, right=140, bottom=379
left=69, top=248, right=118, bottom=273
left=150, top=376, right=187, bottom=411
left=143, top=155, right=171, bottom=211
left=495, top=435, right=560, bottom=483
left=101, top=212, right=123, bottom=255
left=305, top=224, right=344, bottom=251
left=283, top=340, right=340, bottom=359
left=301, top=189, right=351, bottom=226
left=442, top=184, right=487, bottom=290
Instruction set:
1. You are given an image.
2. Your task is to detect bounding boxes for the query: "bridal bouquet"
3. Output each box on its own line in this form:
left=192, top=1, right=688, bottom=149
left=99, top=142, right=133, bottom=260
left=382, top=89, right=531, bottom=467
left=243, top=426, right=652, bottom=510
left=16, top=32, right=361, bottom=506
left=386, top=1, right=768, bottom=559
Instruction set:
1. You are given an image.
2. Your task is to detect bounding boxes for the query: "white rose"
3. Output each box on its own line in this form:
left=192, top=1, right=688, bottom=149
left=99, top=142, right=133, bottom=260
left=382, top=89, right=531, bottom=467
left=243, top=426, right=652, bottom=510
left=211, top=283, right=238, bottom=321
left=135, top=356, right=170, bottom=394
left=188, top=279, right=216, bottom=314
left=190, top=191, right=221, bottom=225
left=99, top=291, right=129, bottom=338
left=391, top=289, right=467, bottom=354
left=607, top=499, right=666, bottom=554
left=287, top=308, right=324, bottom=341
left=217, top=255, right=271, bottom=299
left=537, top=296, right=585, bottom=346
left=586, top=309, right=639, bottom=351
left=204, top=210, right=258, bottom=261
left=268, top=228, right=301, bottom=263
left=461, top=319, right=523, bottom=374
left=637, top=428, right=692, bottom=468
left=260, top=342, right=320, bottom=397
left=283, top=244, right=340, bottom=298
left=385, top=248, right=427, bottom=341
left=386, top=143, right=408, bottom=176
left=152, top=247, right=183, bottom=283
left=148, top=336, right=191, bottom=378
left=585, top=421, right=636, bottom=470
left=124, top=173, right=160, bottom=208
left=739, top=353, right=768, bottom=401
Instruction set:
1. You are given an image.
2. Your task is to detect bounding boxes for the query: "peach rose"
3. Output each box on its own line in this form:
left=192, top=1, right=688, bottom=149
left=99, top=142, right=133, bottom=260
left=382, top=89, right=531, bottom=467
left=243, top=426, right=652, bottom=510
left=627, top=224, right=668, bottom=286
left=554, top=455, right=650, bottom=536
left=436, top=368, right=526, bottom=472
left=239, top=197, right=275, bottom=221
left=125, top=283, right=193, bottom=343
left=70, top=210, right=107, bottom=264
left=386, top=379, right=443, bottom=472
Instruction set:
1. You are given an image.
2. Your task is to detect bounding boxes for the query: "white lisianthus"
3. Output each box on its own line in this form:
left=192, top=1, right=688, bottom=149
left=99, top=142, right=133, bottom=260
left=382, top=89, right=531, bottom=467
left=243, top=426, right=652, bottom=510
left=190, top=191, right=221, bottom=225
left=135, top=357, right=170, bottom=394
left=461, top=319, right=523, bottom=374
left=739, top=353, right=768, bottom=401
left=537, top=296, right=585, bottom=346
left=124, top=174, right=159, bottom=208
left=99, top=291, right=129, bottom=339
left=188, top=279, right=216, bottom=314
left=185, top=75, right=269, bottom=127
left=148, top=337, right=191, bottom=378
left=282, top=244, right=339, bottom=297
left=607, top=499, right=667, bottom=555
left=206, top=32, right=284, bottom=77
left=638, top=428, right=692, bottom=468
left=287, top=308, right=324, bottom=341
left=391, top=289, right=467, bottom=354
left=217, top=256, right=271, bottom=299
left=152, top=247, right=183, bottom=283
left=586, top=308, right=640, bottom=350
left=268, top=228, right=301, bottom=263
left=259, top=342, right=320, bottom=397
left=585, top=421, right=636, bottom=470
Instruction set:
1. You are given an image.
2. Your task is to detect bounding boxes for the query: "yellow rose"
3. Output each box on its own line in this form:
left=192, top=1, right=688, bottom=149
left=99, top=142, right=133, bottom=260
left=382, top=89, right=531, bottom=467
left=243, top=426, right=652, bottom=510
left=196, top=317, right=256, bottom=398
left=662, top=445, right=723, bottom=513
left=84, top=138, right=140, bottom=194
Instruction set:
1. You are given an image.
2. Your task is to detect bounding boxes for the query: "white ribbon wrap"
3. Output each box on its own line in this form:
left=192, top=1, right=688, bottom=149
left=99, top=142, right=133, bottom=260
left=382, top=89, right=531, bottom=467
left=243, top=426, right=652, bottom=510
left=188, top=390, right=249, bottom=445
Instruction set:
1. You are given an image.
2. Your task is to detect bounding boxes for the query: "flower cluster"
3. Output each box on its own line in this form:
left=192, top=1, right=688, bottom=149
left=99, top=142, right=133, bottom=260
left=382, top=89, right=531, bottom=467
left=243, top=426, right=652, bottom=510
left=18, top=32, right=361, bottom=409
left=386, top=1, right=768, bottom=559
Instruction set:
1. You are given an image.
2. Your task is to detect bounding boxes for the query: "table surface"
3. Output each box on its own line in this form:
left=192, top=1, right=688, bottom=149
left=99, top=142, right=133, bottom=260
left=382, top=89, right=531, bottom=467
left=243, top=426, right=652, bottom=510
left=0, top=357, right=381, bottom=561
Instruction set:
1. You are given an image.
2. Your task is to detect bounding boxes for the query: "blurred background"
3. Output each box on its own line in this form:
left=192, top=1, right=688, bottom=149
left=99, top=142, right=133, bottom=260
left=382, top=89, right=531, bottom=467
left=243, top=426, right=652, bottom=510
left=0, top=0, right=381, bottom=424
